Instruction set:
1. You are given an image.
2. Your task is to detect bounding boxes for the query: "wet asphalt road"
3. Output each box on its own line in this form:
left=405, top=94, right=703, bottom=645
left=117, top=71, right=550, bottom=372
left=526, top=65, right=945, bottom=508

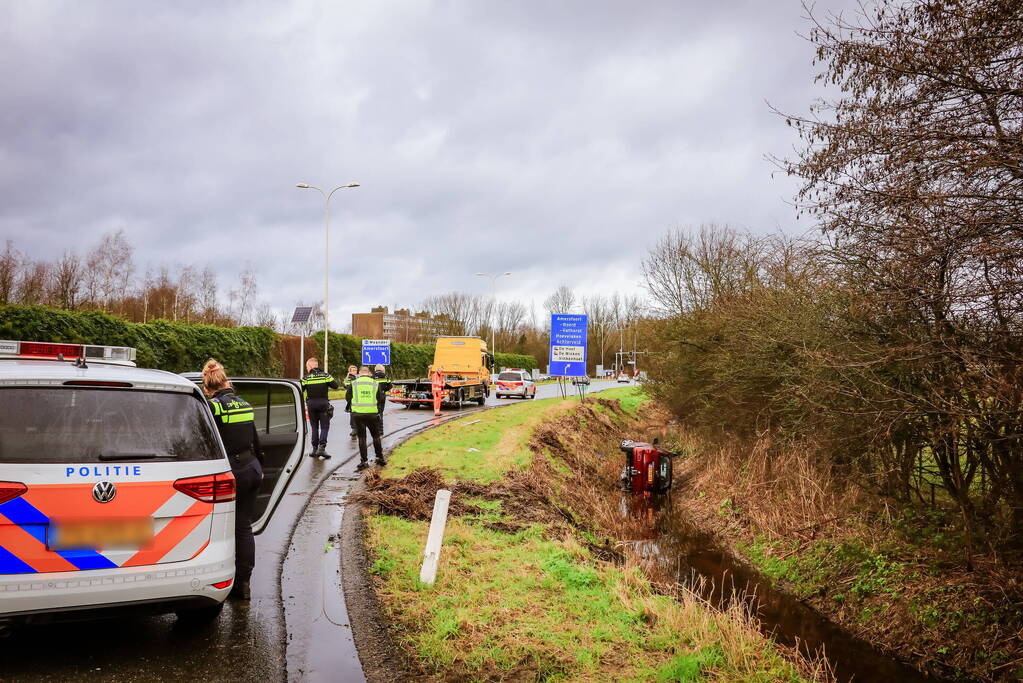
left=3, top=380, right=618, bottom=682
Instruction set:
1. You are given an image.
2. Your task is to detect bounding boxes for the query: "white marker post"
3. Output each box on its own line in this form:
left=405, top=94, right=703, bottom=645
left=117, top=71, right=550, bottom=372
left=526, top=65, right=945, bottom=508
left=419, top=489, right=452, bottom=586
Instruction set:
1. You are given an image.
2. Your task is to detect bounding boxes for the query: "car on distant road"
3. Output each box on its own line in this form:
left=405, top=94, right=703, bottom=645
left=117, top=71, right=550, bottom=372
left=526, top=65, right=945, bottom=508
left=0, top=340, right=303, bottom=629
left=494, top=369, right=536, bottom=399
left=617, top=374, right=630, bottom=383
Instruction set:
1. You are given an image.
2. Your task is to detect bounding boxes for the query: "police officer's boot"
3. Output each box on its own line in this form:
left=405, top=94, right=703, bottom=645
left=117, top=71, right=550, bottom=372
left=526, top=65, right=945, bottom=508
left=229, top=581, right=251, bottom=601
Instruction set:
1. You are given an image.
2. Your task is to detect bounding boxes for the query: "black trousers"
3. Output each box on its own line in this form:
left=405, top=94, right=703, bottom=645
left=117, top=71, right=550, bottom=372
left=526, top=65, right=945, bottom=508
left=233, top=457, right=263, bottom=584
left=352, top=413, right=383, bottom=462
left=307, top=398, right=332, bottom=447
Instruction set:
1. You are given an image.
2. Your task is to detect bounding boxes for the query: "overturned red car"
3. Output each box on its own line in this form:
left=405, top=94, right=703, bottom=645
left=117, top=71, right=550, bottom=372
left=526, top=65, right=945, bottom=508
left=619, top=439, right=674, bottom=496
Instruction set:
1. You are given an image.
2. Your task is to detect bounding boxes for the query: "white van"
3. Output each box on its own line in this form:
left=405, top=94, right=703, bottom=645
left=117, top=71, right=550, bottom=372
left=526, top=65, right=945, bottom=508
left=0, top=341, right=305, bottom=626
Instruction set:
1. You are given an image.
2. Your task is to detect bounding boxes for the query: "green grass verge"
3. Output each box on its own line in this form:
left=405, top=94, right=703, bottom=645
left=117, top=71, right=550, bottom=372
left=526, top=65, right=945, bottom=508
left=384, top=386, right=647, bottom=483
left=365, top=386, right=812, bottom=681
left=384, top=395, right=575, bottom=482
left=590, top=385, right=649, bottom=415
left=369, top=514, right=804, bottom=682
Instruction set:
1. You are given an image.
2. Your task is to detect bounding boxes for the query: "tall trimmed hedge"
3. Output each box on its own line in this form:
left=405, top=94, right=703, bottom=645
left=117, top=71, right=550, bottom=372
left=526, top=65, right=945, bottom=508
left=0, top=305, right=537, bottom=380
left=0, top=306, right=280, bottom=376
left=312, top=331, right=536, bottom=378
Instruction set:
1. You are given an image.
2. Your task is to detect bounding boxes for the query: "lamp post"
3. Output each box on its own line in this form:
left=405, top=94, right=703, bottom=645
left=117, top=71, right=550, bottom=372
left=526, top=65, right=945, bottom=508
left=296, top=182, right=360, bottom=373
left=475, top=271, right=512, bottom=362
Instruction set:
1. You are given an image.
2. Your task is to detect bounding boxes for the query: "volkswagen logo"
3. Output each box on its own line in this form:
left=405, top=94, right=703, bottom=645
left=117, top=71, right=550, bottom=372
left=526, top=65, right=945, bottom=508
left=92, top=481, right=117, bottom=504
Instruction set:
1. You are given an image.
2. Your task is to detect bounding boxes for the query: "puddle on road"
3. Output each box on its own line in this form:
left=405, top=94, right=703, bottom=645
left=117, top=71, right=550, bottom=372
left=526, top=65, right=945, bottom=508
left=622, top=496, right=936, bottom=683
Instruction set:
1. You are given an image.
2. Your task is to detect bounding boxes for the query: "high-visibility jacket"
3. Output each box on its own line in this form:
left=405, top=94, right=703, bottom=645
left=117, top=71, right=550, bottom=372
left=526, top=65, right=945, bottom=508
left=348, top=375, right=380, bottom=414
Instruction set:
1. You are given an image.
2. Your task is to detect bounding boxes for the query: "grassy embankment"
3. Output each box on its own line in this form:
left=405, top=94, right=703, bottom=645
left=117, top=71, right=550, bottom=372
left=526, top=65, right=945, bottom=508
left=664, top=431, right=1023, bottom=682
left=357, top=387, right=820, bottom=682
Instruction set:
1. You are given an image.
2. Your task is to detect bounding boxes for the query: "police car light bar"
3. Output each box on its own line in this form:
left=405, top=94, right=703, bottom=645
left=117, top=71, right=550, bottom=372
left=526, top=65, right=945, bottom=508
left=0, top=340, right=137, bottom=366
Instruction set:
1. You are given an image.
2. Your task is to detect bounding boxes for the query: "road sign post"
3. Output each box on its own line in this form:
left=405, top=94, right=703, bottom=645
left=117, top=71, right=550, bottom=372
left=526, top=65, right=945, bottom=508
left=361, top=339, right=391, bottom=366
left=549, top=314, right=588, bottom=381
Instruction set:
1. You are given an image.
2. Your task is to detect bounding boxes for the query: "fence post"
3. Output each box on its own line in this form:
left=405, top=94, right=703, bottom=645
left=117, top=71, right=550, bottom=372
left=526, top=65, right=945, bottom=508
left=419, top=489, right=452, bottom=586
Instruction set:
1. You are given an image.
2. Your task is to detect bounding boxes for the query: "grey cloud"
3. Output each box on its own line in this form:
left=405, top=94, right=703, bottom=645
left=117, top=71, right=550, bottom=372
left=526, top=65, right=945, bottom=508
left=0, top=0, right=858, bottom=323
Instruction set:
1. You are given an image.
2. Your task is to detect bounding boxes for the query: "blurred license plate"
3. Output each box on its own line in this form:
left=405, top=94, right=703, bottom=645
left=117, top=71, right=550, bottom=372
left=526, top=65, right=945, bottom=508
left=50, top=519, right=153, bottom=550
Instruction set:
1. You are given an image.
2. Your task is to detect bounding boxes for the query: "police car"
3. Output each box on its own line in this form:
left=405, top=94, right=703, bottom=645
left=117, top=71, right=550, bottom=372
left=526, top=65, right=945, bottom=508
left=0, top=340, right=306, bottom=627
left=494, top=369, right=537, bottom=399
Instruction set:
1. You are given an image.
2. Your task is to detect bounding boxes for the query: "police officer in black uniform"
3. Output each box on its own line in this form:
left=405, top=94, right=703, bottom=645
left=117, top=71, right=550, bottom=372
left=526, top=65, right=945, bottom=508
left=344, top=364, right=358, bottom=439
left=202, top=358, right=262, bottom=601
left=372, top=363, right=391, bottom=432
left=302, top=357, right=339, bottom=458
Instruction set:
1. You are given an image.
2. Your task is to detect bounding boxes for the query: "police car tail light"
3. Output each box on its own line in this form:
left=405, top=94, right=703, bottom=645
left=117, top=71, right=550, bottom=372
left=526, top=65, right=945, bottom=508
left=210, top=579, right=233, bottom=590
left=173, top=472, right=236, bottom=503
left=0, top=481, right=28, bottom=505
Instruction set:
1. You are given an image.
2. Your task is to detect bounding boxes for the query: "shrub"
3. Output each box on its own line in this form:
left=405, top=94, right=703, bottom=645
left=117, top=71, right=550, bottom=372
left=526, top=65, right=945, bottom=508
left=0, top=305, right=280, bottom=376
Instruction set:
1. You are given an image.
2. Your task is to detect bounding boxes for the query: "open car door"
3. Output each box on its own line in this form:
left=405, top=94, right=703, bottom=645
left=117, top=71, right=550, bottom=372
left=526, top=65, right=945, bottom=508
left=182, top=375, right=307, bottom=533
left=229, top=379, right=307, bottom=534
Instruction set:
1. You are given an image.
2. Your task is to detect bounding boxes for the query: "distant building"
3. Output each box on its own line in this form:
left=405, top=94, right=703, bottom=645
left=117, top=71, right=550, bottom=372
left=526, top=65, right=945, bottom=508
left=351, top=306, right=451, bottom=343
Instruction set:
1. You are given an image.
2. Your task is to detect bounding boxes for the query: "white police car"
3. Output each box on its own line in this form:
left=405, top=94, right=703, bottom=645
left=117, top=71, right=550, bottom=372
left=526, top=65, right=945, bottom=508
left=0, top=340, right=306, bottom=627
left=494, top=369, right=537, bottom=399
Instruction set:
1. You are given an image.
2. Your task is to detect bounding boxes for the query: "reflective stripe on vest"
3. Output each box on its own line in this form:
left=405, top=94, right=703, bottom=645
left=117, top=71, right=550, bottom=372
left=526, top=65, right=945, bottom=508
left=211, top=398, right=255, bottom=424
left=351, top=376, right=379, bottom=413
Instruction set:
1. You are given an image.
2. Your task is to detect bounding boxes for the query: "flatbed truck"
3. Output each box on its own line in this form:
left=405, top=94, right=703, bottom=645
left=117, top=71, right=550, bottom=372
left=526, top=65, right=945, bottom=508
left=388, top=336, right=493, bottom=409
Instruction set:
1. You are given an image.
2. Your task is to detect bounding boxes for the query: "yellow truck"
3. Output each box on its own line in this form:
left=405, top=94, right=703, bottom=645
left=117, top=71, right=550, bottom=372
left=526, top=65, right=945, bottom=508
left=388, top=336, right=494, bottom=408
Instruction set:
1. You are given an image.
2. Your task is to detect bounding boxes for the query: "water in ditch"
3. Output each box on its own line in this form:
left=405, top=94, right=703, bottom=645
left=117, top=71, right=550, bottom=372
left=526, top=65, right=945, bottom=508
left=622, top=496, right=938, bottom=683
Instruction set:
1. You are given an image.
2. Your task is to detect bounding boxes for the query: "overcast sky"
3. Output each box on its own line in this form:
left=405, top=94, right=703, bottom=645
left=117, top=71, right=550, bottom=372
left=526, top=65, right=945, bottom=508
left=0, top=0, right=858, bottom=325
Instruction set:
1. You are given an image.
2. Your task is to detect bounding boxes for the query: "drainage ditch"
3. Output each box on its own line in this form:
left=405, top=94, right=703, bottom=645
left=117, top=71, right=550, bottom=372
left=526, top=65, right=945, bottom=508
left=624, top=498, right=940, bottom=683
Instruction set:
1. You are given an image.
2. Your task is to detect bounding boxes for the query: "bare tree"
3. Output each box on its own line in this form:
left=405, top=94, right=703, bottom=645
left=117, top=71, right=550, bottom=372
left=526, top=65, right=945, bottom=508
left=197, top=266, right=219, bottom=324
left=543, top=284, right=577, bottom=317
left=583, top=294, right=615, bottom=370
left=642, top=224, right=762, bottom=316
left=86, top=230, right=135, bottom=313
left=0, top=241, right=20, bottom=305
left=422, top=292, right=483, bottom=336
left=232, top=264, right=258, bottom=325
left=494, top=300, right=528, bottom=349
left=254, top=301, right=278, bottom=329
left=174, top=264, right=198, bottom=323
left=15, top=260, right=49, bottom=305
left=51, top=250, right=83, bottom=310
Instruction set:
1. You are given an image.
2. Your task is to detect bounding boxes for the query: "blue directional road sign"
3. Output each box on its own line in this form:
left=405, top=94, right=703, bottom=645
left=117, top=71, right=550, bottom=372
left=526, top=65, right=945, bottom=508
left=361, top=339, right=391, bottom=365
left=549, top=314, right=588, bottom=377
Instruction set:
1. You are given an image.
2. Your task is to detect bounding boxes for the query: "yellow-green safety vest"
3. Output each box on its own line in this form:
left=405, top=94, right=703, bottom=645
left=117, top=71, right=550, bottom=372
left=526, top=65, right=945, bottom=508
left=351, top=376, right=379, bottom=414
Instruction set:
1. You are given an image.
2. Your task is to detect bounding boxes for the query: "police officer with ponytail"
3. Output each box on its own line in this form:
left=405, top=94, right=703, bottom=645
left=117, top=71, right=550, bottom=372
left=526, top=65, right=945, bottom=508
left=202, top=359, right=262, bottom=601
left=346, top=366, right=386, bottom=469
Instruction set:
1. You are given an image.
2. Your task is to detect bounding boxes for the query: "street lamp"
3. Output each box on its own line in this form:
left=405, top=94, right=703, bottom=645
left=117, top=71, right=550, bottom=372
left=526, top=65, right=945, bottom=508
left=475, top=271, right=512, bottom=362
left=296, top=182, right=360, bottom=373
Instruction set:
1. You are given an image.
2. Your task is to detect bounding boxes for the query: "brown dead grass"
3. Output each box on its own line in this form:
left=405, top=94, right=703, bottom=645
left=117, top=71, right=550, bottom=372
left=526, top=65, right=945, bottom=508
left=668, top=429, right=1023, bottom=682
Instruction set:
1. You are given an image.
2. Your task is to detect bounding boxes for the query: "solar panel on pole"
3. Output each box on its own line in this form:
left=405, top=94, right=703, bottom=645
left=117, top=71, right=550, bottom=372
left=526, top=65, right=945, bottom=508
left=291, top=307, right=314, bottom=379
left=291, top=306, right=313, bottom=324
